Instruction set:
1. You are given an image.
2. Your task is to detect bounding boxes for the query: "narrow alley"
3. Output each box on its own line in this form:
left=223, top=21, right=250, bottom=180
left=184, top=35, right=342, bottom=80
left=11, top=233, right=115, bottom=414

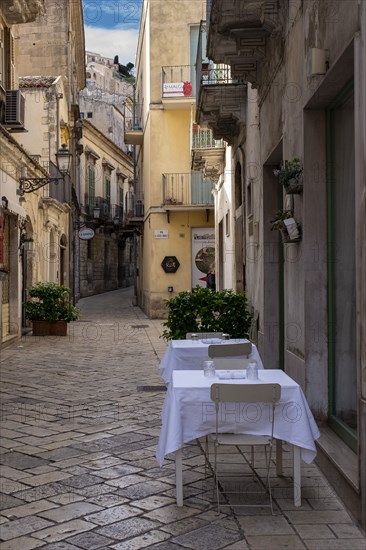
left=0, top=289, right=365, bottom=549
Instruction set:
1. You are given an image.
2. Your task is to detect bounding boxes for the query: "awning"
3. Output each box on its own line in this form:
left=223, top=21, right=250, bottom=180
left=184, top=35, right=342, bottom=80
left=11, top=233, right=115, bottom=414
left=3, top=199, right=27, bottom=218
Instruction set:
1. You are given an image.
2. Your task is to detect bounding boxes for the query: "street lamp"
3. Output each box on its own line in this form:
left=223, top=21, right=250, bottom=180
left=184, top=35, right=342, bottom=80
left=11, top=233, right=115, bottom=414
left=18, top=145, right=72, bottom=195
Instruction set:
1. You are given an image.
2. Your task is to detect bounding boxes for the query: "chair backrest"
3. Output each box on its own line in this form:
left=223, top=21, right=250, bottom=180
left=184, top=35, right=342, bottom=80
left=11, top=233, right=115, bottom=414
left=186, top=332, right=223, bottom=339
left=208, top=342, right=253, bottom=370
left=208, top=342, right=252, bottom=358
left=210, top=383, right=281, bottom=405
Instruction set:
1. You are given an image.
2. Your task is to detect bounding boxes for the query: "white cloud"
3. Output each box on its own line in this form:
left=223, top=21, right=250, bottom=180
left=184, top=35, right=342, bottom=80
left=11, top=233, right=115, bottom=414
left=84, top=25, right=138, bottom=65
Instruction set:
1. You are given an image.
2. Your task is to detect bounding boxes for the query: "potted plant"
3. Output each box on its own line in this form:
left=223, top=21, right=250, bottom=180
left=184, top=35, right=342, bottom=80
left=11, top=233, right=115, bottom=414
left=24, top=282, right=80, bottom=336
left=161, top=287, right=252, bottom=341
left=273, top=157, right=303, bottom=194
left=270, top=209, right=302, bottom=243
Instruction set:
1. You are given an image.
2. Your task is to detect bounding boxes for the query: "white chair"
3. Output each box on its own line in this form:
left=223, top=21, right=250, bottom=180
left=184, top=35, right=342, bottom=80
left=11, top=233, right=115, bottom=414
left=208, top=342, right=252, bottom=370
left=186, top=332, right=224, bottom=339
left=209, top=382, right=281, bottom=514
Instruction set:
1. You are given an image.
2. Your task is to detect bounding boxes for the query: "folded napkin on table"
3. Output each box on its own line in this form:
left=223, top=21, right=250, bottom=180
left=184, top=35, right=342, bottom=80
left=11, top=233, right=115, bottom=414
left=202, top=338, right=222, bottom=344
left=216, top=370, right=246, bottom=379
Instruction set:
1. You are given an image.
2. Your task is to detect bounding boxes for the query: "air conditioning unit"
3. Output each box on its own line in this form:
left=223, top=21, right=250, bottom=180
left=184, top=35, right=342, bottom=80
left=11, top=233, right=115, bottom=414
left=5, top=90, right=26, bottom=129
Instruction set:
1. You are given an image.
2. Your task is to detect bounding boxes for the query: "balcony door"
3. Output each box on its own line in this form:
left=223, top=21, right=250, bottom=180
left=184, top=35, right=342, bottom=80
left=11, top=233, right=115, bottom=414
left=327, top=83, right=357, bottom=451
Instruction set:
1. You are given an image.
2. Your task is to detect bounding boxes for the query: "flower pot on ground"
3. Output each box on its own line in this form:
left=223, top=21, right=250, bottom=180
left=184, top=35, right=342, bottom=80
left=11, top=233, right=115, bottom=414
left=32, top=320, right=68, bottom=336
left=270, top=210, right=302, bottom=243
left=24, top=282, right=80, bottom=336
left=273, top=157, right=303, bottom=194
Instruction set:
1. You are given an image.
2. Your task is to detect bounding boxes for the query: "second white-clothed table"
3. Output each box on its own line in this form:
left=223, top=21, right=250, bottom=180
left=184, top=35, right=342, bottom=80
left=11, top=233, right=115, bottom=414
left=156, top=369, right=320, bottom=507
left=159, top=338, right=263, bottom=384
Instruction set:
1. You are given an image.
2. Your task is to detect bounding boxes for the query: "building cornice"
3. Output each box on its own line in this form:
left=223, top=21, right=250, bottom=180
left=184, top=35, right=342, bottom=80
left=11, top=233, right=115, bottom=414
left=0, top=125, right=49, bottom=177
left=1, top=0, right=45, bottom=25
left=82, top=120, right=133, bottom=168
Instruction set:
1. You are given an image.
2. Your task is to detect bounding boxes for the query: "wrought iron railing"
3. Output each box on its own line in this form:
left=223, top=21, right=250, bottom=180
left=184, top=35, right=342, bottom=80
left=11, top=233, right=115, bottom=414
left=125, top=116, right=143, bottom=131
left=162, top=172, right=214, bottom=206
left=84, top=196, right=110, bottom=219
left=126, top=192, right=144, bottom=218
left=192, top=127, right=224, bottom=149
left=110, top=204, right=124, bottom=224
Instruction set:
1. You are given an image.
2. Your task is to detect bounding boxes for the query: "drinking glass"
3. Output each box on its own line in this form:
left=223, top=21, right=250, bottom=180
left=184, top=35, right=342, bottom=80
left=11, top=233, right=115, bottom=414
left=202, top=360, right=216, bottom=378
left=246, top=361, right=259, bottom=380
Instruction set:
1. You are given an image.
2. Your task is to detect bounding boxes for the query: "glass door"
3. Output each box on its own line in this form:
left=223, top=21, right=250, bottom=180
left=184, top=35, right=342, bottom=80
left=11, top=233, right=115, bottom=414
left=327, top=83, right=357, bottom=451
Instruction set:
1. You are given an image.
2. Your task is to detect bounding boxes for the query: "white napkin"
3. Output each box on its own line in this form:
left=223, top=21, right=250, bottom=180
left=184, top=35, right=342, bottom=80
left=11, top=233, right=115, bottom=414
left=203, top=338, right=222, bottom=344
left=216, top=370, right=246, bottom=379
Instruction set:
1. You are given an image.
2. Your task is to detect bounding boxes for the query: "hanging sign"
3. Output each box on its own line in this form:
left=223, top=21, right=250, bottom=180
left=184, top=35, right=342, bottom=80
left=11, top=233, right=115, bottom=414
left=78, top=227, right=95, bottom=240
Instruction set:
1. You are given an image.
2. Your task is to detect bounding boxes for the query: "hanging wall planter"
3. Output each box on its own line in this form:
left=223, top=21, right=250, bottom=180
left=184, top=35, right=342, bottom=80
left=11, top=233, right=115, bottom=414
left=274, top=158, right=303, bottom=194
left=270, top=210, right=302, bottom=243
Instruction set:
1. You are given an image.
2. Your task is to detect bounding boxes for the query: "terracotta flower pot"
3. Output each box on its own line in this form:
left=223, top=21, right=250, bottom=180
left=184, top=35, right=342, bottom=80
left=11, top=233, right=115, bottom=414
left=32, top=320, right=68, bottom=336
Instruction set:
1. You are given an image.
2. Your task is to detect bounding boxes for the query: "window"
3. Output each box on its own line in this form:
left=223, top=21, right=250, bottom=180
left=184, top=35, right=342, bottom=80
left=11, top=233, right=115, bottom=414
left=88, top=165, right=95, bottom=209
left=119, top=186, right=124, bottom=207
left=234, top=163, right=243, bottom=209
left=0, top=27, right=4, bottom=87
left=327, top=83, right=357, bottom=451
left=247, top=178, right=253, bottom=236
left=87, top=112, right=93, bottom=119
left=225, top=211, right=230, bottom=236
left=0, top=28, right=14, bottom=89
left=105, top=174, right=111, bottom=204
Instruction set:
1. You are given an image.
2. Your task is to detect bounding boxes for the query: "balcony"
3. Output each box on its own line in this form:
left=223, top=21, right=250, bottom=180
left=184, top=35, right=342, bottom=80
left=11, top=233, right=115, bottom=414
left=108, top=204, right=124, bottom=227
left=162, top=65, right=196, bottom=109
left=196, top=62, right=246, bottom=144
left=124, top=110, right=143, bottom=145
left=191, top=126, right=225, bottom=183
left=84, top=196, right=110, bottom=220
left=206, top=0, right=279, bottom=87
left=126, top=192, right=144, bottom=220
left=195, top=21, right=246, bottom=144
left=162, top=172, right=215, bottom=210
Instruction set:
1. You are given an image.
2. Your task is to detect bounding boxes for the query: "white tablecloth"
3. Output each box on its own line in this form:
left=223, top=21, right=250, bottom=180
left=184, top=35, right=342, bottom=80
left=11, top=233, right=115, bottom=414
left=159, top=339, right=263, bottom=384
left=156, top=369, right=320, bottom=467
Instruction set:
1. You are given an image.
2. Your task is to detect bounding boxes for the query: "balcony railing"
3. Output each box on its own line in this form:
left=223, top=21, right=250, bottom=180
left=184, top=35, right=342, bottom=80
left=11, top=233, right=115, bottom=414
left=201, top=63, right=243, bottom=87
left=126, top=192, right=144, bottom=218
left=162, top=65, right=196, bottom=98
left=124, top=114, right=143, bottom=145
left=162, top=172, right=214, bottom=206
left=84, top=196, right=110, bottom=219
left=125, top=116, right=143, bottom=132
left=109, top=204, right=124, bottom=225
left=192, top=127, right=224, bottom=149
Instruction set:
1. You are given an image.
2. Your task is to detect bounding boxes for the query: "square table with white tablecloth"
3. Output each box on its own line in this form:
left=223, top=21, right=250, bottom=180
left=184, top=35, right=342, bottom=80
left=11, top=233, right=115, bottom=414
left=159, top=338, right=263, bottom=384
left=156, top=369, right=320, bottom=506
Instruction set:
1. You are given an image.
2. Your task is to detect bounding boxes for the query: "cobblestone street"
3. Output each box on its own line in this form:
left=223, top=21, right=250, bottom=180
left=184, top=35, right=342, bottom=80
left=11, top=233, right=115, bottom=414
left=0, top=288, right=365, bottom=549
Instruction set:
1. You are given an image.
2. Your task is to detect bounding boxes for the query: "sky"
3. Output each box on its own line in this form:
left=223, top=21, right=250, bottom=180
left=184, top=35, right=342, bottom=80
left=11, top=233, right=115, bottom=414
left=82, top=0, right=142, bottom=65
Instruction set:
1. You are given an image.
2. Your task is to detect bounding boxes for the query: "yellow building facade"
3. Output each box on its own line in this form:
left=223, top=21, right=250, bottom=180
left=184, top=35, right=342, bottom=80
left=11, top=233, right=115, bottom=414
left=134, top=0, right=216, bottom=318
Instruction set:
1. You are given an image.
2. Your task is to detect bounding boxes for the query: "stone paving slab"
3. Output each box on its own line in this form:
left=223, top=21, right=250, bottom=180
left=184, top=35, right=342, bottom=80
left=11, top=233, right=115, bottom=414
left=1, top=287, right=365, bottom=549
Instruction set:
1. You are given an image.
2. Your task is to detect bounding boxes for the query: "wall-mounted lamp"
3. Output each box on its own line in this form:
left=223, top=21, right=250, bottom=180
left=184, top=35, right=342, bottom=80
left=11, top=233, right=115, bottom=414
left=1, top=196, right=8, bottom=209
left=18, top=145, right=72, bottom=195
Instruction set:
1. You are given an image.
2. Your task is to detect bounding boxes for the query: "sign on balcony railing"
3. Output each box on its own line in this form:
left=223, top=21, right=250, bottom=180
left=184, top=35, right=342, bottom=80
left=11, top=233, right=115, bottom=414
left=162, top=65, right=195, bottom=98
left=163, top=81, right=193, bottom=97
